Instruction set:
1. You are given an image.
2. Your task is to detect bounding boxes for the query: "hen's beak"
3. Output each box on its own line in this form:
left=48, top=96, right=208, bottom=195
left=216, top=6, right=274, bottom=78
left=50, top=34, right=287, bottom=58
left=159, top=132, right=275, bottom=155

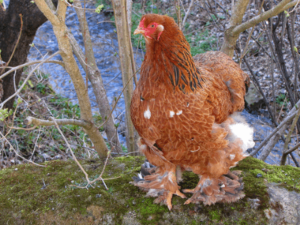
left=134, top=27, right=145, bottom=35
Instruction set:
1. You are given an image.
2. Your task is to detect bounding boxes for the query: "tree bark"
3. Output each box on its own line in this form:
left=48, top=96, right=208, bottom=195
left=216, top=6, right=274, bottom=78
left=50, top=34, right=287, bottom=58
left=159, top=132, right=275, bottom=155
left=112, top=0, right=137, bottom=154
left=220, top=0, right=249, bottom=56
left=0, top=0, right=58, bottom=109
left=73, top=0, right=122, bottom=154
left=34, top=0, right=108, bottom=158
left=126, top=0, right=133, bottom=34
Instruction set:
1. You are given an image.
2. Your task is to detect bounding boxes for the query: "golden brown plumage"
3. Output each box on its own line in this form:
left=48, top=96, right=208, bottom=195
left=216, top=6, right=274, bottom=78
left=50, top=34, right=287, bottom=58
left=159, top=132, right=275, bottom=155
left=130, top=14, right=254, bottom=210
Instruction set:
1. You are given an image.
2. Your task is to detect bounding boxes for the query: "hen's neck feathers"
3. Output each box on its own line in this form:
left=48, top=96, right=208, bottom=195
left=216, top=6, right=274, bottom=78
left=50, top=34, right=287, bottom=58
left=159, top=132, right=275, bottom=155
left=141, top=26, right=205, bottom=93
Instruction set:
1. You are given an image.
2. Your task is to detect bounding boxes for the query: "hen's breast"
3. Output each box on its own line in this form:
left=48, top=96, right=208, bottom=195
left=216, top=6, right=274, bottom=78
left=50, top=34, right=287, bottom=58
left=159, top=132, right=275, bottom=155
left=130, top=67, right=233, bottom=156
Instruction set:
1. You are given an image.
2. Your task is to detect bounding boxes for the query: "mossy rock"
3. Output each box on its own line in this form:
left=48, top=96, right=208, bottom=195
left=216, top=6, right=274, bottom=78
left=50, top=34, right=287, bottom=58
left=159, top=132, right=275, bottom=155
left=0, top=156, right=299, bottom=224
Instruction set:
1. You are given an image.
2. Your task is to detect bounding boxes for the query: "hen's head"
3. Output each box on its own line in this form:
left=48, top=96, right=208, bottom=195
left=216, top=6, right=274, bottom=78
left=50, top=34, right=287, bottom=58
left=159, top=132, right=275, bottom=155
left=134, top=14, right=179, bottom=42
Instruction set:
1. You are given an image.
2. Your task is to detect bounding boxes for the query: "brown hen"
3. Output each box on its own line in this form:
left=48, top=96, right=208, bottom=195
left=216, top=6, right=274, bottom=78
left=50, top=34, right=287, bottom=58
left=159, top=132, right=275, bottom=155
left=130, top=14, right=254, bottom=210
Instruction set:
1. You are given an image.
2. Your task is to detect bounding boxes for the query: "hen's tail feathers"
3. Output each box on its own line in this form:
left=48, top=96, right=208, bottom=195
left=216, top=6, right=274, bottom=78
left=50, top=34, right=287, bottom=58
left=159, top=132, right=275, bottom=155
left=183, top=170, right=245, bottom=205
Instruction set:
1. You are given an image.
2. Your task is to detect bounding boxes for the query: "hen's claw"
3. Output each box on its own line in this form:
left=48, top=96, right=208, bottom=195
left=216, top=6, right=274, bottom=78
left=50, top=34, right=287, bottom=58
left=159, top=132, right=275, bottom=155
left=182, top=188, right=195, bottom=194
left=184, top=172, right=245, bottom=205
left=153, top=190, right=186, bottom=210
left=175, top=189, right=187, bottom=198
left=133, top=169, right=186, bottom=210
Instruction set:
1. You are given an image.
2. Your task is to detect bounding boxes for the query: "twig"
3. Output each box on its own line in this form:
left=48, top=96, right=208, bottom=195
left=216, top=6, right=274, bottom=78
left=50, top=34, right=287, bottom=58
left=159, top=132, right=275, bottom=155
left=283, top=142, right=300, bottom=156
left=244, top=57, right=277, bottom=125
left=99, top=68, right=141, bottom=128
left=0, top=131, right=45, bottom=167
left=182, top=0, right=194, bottom=31
left=239, top=0, right=264, bottom=64
left=175, top=0, right=182, bottom=30
left=281, top=105, right=300, bottom=165
left=287, top=12, right=300, bottom=99
left=0, top=51, right=61, bottom=109
left=51, top=117, right=94, bottom=188
left=30, top=127, right=42, bottom=161
left=51, top=117, right=112, bottom=190
left=251, top=100, right=300, bottom=156
left=288, top=0, right=300, bottom=13
left=0, top=59, right=64, bottom=80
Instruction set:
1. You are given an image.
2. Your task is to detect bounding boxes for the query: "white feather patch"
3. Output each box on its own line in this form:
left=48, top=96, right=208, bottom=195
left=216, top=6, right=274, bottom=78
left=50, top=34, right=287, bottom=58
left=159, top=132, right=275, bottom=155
left=176, top=110, right=182, bottom=115
left=229, top=123, right=255, bottom=152
left=170, top=111, right=175, bottom=117
left=229, top=154, right=235, bottom=160
left=144, top=106, right=151, bottom=119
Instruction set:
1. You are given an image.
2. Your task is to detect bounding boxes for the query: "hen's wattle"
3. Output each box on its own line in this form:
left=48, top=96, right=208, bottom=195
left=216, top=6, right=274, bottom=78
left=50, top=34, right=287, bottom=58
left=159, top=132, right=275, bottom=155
left=130, top=14, right=254, bottom=210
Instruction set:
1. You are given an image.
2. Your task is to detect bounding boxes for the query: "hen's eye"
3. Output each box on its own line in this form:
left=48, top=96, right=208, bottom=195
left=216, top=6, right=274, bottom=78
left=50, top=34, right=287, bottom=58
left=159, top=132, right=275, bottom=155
left=151, top=24, right=155, bottom=28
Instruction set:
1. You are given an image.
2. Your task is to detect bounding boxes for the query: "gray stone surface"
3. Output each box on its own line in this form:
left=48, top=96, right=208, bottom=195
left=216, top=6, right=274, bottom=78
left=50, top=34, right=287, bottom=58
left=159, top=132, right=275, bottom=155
left=265, top=184, right=300, bottom=225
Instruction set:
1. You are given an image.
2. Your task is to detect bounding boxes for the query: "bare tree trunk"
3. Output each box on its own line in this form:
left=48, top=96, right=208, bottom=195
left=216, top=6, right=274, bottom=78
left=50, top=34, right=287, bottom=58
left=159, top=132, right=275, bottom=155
left=112, top=0, right=136, bottom=154
left=34, top=0, right=108, bottom=158
left=221, top=0, right=249, bottom=56
left=0, top=0, right=58, bottom=109
left=73, top=0, right=122, bottom=154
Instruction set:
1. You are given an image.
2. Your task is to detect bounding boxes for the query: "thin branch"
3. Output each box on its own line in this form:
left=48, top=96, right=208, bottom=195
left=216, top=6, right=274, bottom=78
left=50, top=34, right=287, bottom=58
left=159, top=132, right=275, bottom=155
left=244, top=57, right=277, bottom=125
left=233, top=0, right=299, bottom=35
left=175, top=0, right=182, bottom=30
left=0, top=60, right=64, bottom=80
left=0, top=51, right=61, bottom=109
left=25, top=116, right=92, bottom=129
left=281, top=105, right=300, bottom=165
left=283, top=142, right=300, bottom=155
left=250, top=100, right=300, bottom=156
left=182, top=0, right=194, bottom=31
left=239, top=0, right=264, bottom=64
left=99, top=68, right=140, bottom=128
left=0, top=131, right=45, bottom=167
left=51, top=117, right=91, bottom=187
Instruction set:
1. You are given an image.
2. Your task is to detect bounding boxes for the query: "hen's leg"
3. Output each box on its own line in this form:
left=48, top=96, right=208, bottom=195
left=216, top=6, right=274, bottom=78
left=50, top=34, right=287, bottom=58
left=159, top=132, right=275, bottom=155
left=183, top=170, right=244, bottom=205
left=133, top=140, right=186, bottom=210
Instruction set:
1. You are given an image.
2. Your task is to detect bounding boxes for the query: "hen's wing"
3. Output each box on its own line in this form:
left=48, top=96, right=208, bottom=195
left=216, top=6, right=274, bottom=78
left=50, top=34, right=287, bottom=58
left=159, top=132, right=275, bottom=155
left=193, top=51, right=248, bottom=122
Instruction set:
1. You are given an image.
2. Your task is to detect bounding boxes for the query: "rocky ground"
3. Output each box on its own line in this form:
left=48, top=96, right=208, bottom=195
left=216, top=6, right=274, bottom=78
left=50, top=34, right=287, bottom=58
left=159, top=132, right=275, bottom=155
left=0, top=156, right=299, bottom=224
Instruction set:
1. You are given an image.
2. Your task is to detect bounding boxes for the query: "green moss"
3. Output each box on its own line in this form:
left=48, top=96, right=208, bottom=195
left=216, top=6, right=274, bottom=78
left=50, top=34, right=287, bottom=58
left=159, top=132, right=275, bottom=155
left=0, top=157, right=299, bottom=224
left=209, top=210, right=221, bottom=221
left=235, top=157, right=300, bottom=192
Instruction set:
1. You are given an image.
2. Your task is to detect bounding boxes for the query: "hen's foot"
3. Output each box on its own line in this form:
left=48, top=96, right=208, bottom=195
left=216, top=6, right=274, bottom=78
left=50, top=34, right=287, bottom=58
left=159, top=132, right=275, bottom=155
left=151, top=189, right=186, bottom=210
left=183, top=171, right=245, bottom=205
left=132, top=171, right=186, bottom=210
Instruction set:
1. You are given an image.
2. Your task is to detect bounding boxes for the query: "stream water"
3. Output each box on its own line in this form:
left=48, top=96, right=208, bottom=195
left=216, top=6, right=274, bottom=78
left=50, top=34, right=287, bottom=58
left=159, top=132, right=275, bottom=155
left=23, top=3, right=299, bottom=166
